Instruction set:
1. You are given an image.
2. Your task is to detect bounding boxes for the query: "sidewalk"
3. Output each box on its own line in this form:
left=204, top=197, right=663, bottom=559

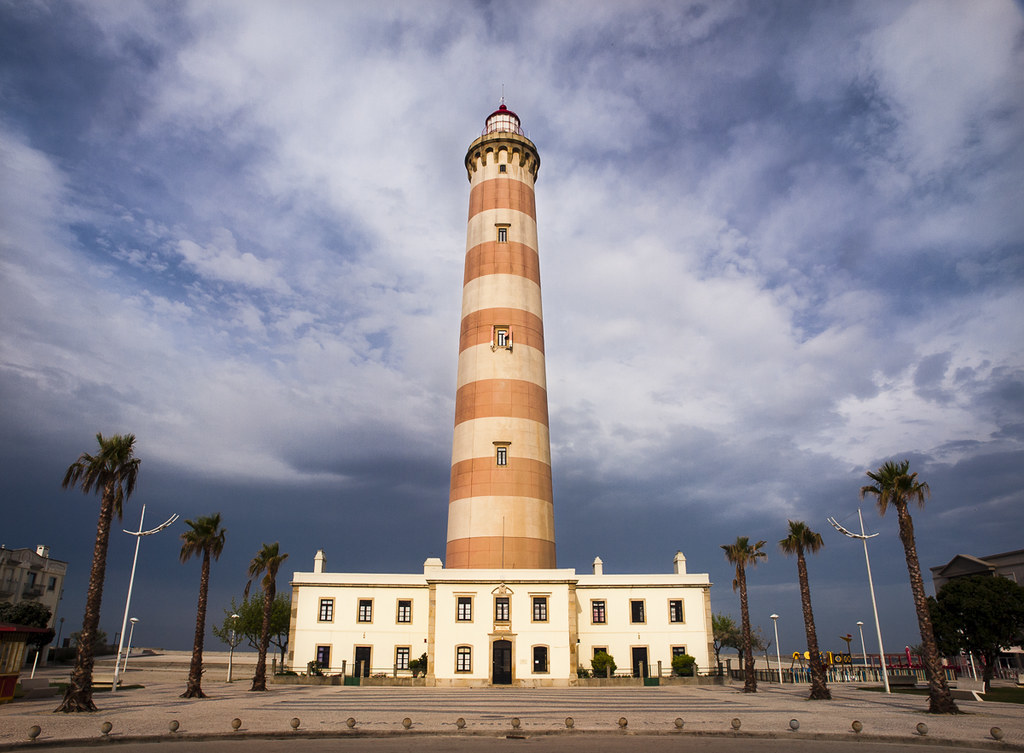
left=2, top=652, right=1021, bottom=749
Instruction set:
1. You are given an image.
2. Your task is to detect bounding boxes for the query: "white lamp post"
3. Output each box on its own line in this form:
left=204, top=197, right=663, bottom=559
left=856, top=621, right=867, bottom=670
left=827, top=509, right=890, bottom=693
left=770, top=614, right=783, bottom=684
left=121, top=617, right=139, bottom=676
left=227, top=613, right=240, bottom=682
left=112, top=505, right=178, bottom=693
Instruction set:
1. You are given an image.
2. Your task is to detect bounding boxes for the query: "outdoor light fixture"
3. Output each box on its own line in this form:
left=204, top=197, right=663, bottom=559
left=770, top=614, right=782, bottom=684
left=827, top=509, right=890, bottom=693
left=112, top=505, right=178, bottom=693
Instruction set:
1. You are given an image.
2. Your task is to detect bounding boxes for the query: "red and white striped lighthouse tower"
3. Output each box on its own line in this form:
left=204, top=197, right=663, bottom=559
left=445, top=104, right=556, bottom=569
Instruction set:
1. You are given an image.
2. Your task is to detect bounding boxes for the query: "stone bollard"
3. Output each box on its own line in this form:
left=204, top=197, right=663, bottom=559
left=851, top=720, right=863, bottom=733
left=402, top=717, right=412, bottom=729
left=455, top=718, right=466, bottom=730
left=346, top=717, right=357, bottom=729
left=991, top=727, right=1004, bottom=741
left=617, top=717, right=628, bottom=729
left=789, top=719, right=799, bottom=731
left=510, top=717, right=521, bottom=729
left=290, top=718, right=300, bottom=731
left=168, top=720, right=180, bottom=733
left=231, top=718, right=242, bottom=731
left=565, top=717, right=574, bottom=729
left=100, top=722, right=112, bottom=737
left=674, top=718, right=684, bottom=729
left=916, top=722, right=928, bottom=736
left=731, top=718, right=741, bottom=730
left=28, top=725, right=41, bottom=741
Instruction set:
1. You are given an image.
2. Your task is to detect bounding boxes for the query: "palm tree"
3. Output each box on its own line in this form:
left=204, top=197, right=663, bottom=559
left=721, top=537, right=766, bottom=693
left=779, top=520, right=831, bottom=700
left=245, top=542, right=288, bottom=691
left=179, top=513, right=226, bottom=698
left=57, top=433, right=141, bottom=712
left=861, top=459, right=959, bottom=714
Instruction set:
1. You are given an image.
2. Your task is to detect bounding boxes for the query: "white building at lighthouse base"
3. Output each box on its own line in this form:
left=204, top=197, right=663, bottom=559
left=287, top=551, right=712, bottom=687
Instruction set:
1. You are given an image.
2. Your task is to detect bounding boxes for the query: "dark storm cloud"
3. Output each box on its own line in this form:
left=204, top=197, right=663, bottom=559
left=1, top=0, right=1021, bottom=655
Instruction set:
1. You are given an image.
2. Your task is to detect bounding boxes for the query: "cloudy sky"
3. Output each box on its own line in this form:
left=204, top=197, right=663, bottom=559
left=2, top=1, right=1022, bottom=661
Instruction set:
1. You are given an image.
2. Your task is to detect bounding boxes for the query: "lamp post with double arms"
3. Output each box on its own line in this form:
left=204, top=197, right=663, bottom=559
left=827, top=509, right=890, bottom=693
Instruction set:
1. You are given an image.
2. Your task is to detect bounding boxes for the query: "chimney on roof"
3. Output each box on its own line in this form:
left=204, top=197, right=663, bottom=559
left=313, top=549, right=326, bottom=573
left=36, top=545, right=50, bottom=559
left=673, top=551, right=686, bottom=574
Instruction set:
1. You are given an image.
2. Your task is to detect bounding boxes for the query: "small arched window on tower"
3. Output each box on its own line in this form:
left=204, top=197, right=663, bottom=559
left=494, top=441, right=510, bottom=466
left=492, top=325, right=512, bottom=352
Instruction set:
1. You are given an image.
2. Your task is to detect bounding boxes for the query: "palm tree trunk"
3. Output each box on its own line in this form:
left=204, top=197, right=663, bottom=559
left=182, top=550, right=210, bottom=698
left=251, top=584, right=274, bottom=691
left=896, top=503, right=959, bottom=714
left=57, top=484, right=116, bottom=712
left=737, top=563, right=757, bottom=693
left=797, top=548, right=831, bottom=700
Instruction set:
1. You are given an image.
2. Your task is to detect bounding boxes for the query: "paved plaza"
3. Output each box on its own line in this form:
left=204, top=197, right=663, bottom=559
left=1, top=652, right=1021, bottom=750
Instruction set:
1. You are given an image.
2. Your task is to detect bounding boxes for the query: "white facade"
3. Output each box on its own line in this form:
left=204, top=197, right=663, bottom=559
left=0, top=545, right=66, bottom=629
left=288, top=552, right=712, bottom=686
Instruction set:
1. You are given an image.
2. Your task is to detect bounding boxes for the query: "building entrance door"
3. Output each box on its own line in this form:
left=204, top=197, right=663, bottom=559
left=354, top=646, right=371, bottom=677
left=632, top=647, right=649, bottom=678
left=492, top=640, right=512, bottom=685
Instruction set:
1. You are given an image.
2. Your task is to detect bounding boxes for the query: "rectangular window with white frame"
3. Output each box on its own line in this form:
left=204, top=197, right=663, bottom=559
left=318, top=598, right=334, bottom=622
left=457, top=596, right=473, bottom=622
left=357, top=599, right=373, bottom=623
left=591, top=599, right=606, bottom=624
left=397, top=599, right=412, bottom=623
left=630, top=599, right=645, bottom=624
left=456, top=645, right=472, bottom=672
left=532, top=596, right=548, bottom=622
left=395, top=646, right=410, bottom=671
left=495, top=596, right=510, bottom=622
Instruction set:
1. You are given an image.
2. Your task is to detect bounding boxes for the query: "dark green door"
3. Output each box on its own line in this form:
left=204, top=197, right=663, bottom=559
left=354, top=646, right=371, bottom=677
left=492, top=640, right=512, bottom=685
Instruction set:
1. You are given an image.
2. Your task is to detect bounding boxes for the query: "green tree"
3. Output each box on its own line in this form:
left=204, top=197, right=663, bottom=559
left=591, top=651, right=617, bottom=677
left=57, top=433, right=141, bottom=712
left=0, top=601, right=54, bottom=651
left=861, top=459, right=959, bottom=714
left=179, top=513, right=226, bottom=698
left=712, top=613, right=741, bottom=671
left=930, top=575, right=1024, bottom=692
left=244, top=542, right=288, bottom=691
left=722, top=537, right=766, bottom=693
left=780, top=520, right=831, bottom=700
left=212, top=595, right=291, bottom=665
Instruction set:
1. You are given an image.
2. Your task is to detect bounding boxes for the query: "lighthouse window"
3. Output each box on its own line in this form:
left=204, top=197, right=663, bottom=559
left=499, top=164, right=507, bottom=173
left=496, top=328, right=508, bottom=347
left=496, top=446, right=508, bottom=466
left=497, top=226, right=508, bottom=243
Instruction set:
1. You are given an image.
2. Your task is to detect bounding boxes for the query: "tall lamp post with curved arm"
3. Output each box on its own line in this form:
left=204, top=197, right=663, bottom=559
left=827, top=509, right=890, bottom=693
left=112, top=505, right=178, bottom=693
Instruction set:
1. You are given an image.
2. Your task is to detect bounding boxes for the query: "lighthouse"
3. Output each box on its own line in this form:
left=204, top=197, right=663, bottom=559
left=445, top=103, right=556, bottom=569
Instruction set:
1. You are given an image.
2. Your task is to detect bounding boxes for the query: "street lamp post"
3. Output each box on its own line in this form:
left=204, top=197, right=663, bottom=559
left=227, top=613, right=240, bottom=682
left=121, top=617, right=139, bottom=676
left=770, top=614, right=783, bottom=684
left=856, top=620, right=867, bottom=671
left=827, top=508, right=891, bottom=693
left=112, top=505, right=178, bottom=693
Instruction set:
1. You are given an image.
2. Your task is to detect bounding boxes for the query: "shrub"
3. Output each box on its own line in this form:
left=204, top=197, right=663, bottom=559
left=591, top=651, right=617, bottom=677
left=307, top=660, right=324, bottom=677
left=672, top=653, right=696, bottom=676
left=576, top=665, right=591, bottom=678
